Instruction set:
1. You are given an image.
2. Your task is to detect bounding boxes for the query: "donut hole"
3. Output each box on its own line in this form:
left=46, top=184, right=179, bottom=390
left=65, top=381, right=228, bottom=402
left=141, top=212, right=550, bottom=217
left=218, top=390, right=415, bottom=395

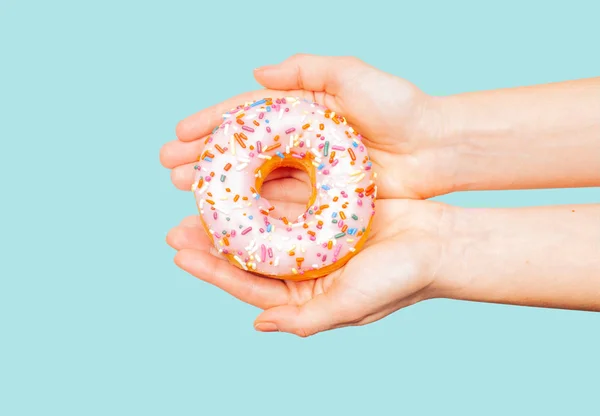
left=258, top=166, right=312, bottom=221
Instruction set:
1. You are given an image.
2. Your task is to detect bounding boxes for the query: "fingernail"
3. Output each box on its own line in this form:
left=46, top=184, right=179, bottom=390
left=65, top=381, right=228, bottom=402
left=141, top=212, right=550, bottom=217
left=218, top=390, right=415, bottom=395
left=254, top=322, right=278, bottom=332
left=209, top=247, right=221, bottom=258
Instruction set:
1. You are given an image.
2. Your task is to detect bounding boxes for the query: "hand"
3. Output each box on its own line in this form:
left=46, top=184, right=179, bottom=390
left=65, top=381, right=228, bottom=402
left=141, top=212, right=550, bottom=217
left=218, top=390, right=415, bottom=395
left=160, top=54, right=456, bottom=200
left=166, top=199, right=452, bottom=337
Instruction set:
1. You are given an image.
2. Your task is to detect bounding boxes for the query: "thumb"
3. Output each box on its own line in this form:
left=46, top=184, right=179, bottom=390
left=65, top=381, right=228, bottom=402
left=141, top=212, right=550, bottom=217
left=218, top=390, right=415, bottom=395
left=253, top=288, right=359, bottom=337
left=253, top=54, right=366, bottom=95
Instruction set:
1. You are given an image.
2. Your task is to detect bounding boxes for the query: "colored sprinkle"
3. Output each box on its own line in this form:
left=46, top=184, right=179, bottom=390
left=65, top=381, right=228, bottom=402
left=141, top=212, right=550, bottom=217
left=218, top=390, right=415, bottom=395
left=242, top=126, right=255, bottom=132
left=220, top=174, right=226, bottom=182
left=302, top=124, right=310, bottom=130
left=241, top=227, right=252, bottom=235
left=251, top=99, right=266, bottom=107
left=285, top=128, right=296, bottom=134
left=224, top=163, right=232, bottom=171
left=339, top=211, right=346, bottom=220
left=348, top=148, right=356, bottom=161
left=334, top=232, right=346, bottom=239
left=215, top=144, right=225, bottom=154
left=352, top=214, right=359, bottom=220
left=275, top=151, right=285, bottom=158
left=264, top=143, right=281, bottom=152
left=204, top=157, right=213, bottom=162
left=324, top=141, right=330, bottom=157
left=332, top=145, right=345, bottom=151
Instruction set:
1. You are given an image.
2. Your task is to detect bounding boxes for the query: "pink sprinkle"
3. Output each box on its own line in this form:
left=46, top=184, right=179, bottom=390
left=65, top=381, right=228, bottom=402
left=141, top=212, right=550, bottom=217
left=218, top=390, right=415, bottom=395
left=222, top=249, right=229, bottom=254
left=322, top=254, right=327, bottom=262
left=207, top=137, right=213, bottom=143
left=331, top=159, right=339, bottom=167
left=237, top=251, right=243, bottom=256
left=334, top=244, right=342, bottom=257
left=318, top=143, right=325, bottom=150
left=322, top=169, right=330, bottom=175
left=338, top=220, right=344, bottom=229
left=317, top=253, right=322, bottom=257
left=231, top=230, right=236, bottom=237
left=299, top=141, right=305, bottom=147
left=258, top=112, right=265, bottom=120
left=297, top=235, right=302, bottom=240
left=259, top=228, right=264, bottom=233
left=257, top=141, right=262, bottom=153
left=285, top=128, right=295, bottom=134
left=213, top=212, right=218, bottom=220
left=309, top=236, right=316, bottom=241
left=241, top=227, right=252, bottom=235
left=341, top=191, right=348, bottom=198
left=292, top=154, right=303, bottom=159
left=286, top=227, right=292, bottom=232
left=205, top=176, right=212, bottom=181
left=268, top=248, right=273, bottom=258
left=249, top=152, right=255, bottom=157
left=213, top=232, right=220, bottom=239
left=358, top=192, right=364, bottom=197
left=260, top=244, right=266, bottom=262
left=276, top=99, right=281, bottom=104
left=242, top=126, right=254, bottom=132
left=281, top=98, right=287, bottom=104
left=357, top=199, right=363, bottom=206
left=285, top=108, right=290, bottom=112
left=332, top=145, right=345, bottom=151
left=359, top=145, right=364, bottom=152
left=266, top=126, right=271, bottom=133
left=364, top=165, right=371, bottom=170
left=322, top=243, right=328, bottom=248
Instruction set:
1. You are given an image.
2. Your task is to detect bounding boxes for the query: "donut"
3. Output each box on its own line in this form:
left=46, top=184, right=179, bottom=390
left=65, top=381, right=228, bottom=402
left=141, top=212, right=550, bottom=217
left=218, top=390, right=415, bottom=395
left=192, top=97, right=376, bottom=280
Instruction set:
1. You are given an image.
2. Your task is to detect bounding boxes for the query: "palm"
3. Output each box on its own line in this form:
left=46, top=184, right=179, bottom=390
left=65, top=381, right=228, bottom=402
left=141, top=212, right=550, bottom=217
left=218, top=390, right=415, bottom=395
left=166, top=199, right=445, bottom=336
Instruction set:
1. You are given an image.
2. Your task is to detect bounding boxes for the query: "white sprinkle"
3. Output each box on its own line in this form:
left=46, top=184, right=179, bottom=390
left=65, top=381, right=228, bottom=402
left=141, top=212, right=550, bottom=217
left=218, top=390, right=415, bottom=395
left=237, top=156, right=250, bottom=163
left=274, top=257, right=280, bottom=266
left=312, top=264, right=318, bottom=269
left=348, top=173, right=366, bottom=183
left=236, top=163, right=248, bottom=171
left=233, top=255, right=247, bottom=270
left=278, top=108, right=284, bottom=120
left=349, top=247, right=356, bottom=252
left=291, top=222, right=304, bottom=228
left=350, top=170, right=363, bottom=176
left=285, top=145, right=290, bottom=154
left=230, top=136, right=235, bottom=155
left=258, top=154, right=272, bottom=160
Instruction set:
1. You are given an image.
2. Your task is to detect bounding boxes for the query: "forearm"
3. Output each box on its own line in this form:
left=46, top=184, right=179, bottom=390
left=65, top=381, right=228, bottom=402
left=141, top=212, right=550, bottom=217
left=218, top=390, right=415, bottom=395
left=437, top=77, right=600, bottom=192
left=438, top=204, right=600, bottom=311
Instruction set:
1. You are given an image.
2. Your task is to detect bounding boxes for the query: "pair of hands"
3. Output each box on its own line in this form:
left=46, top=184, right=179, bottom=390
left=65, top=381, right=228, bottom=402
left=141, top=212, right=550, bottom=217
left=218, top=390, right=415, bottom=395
left=160, top=54, right=459, bottom=336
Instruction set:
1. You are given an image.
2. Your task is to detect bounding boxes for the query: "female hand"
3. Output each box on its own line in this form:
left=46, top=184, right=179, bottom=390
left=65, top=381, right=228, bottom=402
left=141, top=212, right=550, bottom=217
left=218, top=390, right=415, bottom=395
left=167, top=199, right=452, bottom=336
left=160, top=54, right=456, bottom=200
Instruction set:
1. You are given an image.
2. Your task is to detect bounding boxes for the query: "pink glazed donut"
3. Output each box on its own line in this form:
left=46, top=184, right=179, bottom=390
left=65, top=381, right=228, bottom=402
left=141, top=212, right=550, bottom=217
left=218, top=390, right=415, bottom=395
left=192, top=97, right=376, bottom=280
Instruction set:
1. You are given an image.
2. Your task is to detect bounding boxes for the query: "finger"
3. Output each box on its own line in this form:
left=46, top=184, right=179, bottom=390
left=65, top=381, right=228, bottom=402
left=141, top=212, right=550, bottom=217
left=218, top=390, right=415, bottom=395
left=254, top=54, right=367, bottom=95
left=176, top=89, right=310, bottom=142
left=174, top=248, right=289, bottom=309
left=179, top=215, right=201, bottom=227
left=170, top=162, right=197, bottom=191
left=166, top=225, right=211, bottom=251
left=253, top=283, right=358, bottom=337
left=160, top=138, right=205, bottom=169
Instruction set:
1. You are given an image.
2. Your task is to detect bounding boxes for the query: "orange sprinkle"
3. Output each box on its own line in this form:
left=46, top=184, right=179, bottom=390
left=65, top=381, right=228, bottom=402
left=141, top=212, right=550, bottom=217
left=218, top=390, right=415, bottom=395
left=307, top=230, right=316, bottom=236
left=236, top=119, right=244, bottom=125
left=207, top=192, right=213, bottom=197
left=197, top=178, right=203, bottom=188
left=204, top=137, right=210, bottom=145
left=319, top=204, right=330, bottom=210
left=341, top=225, right=348, bottom=233
left=226, top=188, right=231, bottom=192
left=333, top=196, right=339, bottom=202
left=235, top=134, right=246, bottom=148
left=327, top=241, right=333, bottom=250
left=234, top=195, right=240, bottom=202
left=332, top=117, right=340, bottom=124
left=215, top=144, right=225, bottom=154
left=329, top=151, right=336, bottom=164
left=236, top=113, right=245, bottom=119
left=348, top=148, right=356, bottom=161
left=273, top=135, right=280, bottom=142
left=223, top=237, right=230, bottom=246
left=224, top=163, right=232, bottom=171
left=260, top=209, right=269, bottom=216
left=355, top=188, right=364, bottom=193
left=302, top=123, right=310, bottom=130
left=242, top=196, right=248, bottom=201
left=210, top=172, right=215, bottom=177
left=340, top=211, right=346, bottom=220
left=253, top=120, right=260, bottom=126
left=239, top=132, right=248, bottom=140
left=303, top=223, right=309, bottom=229
left=319, top=123, right=324, bottom=130
left=264, top=143, right=281, bottom=152
left=282, top=217, right=289, bottom=225
left=205, top=199, right=215, bottom=205
left=205, top=151, right=215, bottom=158
left=289, top=251, right=295, bottom=256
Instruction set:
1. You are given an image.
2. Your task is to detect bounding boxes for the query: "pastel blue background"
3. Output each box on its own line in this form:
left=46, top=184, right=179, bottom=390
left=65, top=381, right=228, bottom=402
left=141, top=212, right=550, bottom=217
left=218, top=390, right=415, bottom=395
left=1, top=0, right=599, bottom=414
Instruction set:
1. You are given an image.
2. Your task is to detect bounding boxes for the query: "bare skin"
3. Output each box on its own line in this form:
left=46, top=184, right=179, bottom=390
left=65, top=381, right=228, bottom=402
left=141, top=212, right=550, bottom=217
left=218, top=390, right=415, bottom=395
left=160, top=54, right=600, bottom=337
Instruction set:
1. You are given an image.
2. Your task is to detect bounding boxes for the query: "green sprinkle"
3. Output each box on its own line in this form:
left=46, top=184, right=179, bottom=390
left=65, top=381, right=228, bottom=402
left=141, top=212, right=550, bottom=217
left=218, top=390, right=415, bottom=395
left=308, top=210, right=314, bottom=215
left=332, top=219, right=338, bottom=224
left=352, top=214, right=359, bottom=220
left=222, top=230, right=227, bottom=235
left=226, top=217, right=230, bottom=221
left=334, top=232, right=346, bottom=239
left=220, top=174, right=226, bottom=182
left=324, top=141, right=330, bottom=157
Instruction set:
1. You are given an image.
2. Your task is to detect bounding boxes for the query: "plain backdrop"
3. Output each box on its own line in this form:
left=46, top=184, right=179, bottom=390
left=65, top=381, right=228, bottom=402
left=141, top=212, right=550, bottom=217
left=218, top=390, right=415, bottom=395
left=1, top=0, right=599, bottom=415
